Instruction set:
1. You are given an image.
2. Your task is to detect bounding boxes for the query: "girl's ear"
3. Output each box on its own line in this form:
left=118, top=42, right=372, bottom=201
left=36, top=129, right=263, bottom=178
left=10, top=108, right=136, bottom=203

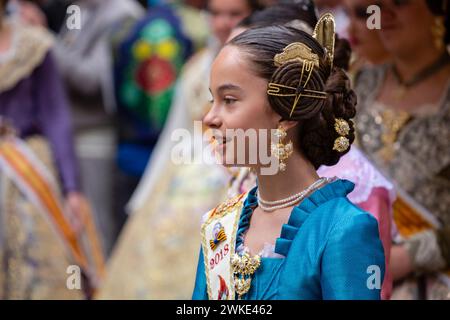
left=279, top=119, right=298, bottom=131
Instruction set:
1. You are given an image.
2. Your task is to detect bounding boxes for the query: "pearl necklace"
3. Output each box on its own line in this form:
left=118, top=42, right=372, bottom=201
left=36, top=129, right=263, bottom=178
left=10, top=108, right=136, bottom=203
left=257, top=177, right=331, bottom=212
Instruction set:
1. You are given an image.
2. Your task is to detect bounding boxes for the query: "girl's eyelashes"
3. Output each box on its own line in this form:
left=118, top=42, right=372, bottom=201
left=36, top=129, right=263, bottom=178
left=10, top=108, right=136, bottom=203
left=223, top=96, right=237, bottom=105
left=208, top=94, right=238, bottom=105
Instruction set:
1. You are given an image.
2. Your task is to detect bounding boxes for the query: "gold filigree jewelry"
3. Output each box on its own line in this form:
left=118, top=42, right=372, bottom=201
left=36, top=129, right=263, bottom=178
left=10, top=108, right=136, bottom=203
left=334, top=118, right=350, bottom=136
left=268, top=43, right=327, bottom=117
left=231, top=252, right=261, bottom=299
left=271, top=125, right=293, bottom=172
left=313, top=13, right=336, bottom=71
left=332, top=118, right=350, bottom=152
left=378, top=109, right=411, bottom=162
left=267, top=13, right=336, bottom=118
left=273, top=42, right=320, bottom=67
left=333, top=136, right=350, bottom=153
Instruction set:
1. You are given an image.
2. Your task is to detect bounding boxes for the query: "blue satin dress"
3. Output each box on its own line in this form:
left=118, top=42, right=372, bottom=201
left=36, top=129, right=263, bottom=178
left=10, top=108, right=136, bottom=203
left=192, top=179, right=385, bottom=300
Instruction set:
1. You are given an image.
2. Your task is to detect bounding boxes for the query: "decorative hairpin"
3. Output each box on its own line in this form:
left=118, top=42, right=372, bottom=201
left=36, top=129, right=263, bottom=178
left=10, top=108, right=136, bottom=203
left=267, top=13, right=336, bottom=118
left=333, top=118, right=350, bottom=152
left=268, top=42, right=327, bottom=118
left=313, top=12, right=336, bottom=71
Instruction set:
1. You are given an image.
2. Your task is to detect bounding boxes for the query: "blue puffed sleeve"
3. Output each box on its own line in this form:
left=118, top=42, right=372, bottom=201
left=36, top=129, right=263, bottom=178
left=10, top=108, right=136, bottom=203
left=320, top=204, right=385, bottom=300
left=192, top=247, right=208, bottom=300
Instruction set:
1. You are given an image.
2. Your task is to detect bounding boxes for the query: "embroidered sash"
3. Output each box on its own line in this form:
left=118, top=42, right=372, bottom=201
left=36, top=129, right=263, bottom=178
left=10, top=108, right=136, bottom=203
left=0, top=137, right=105, bottom=282
left=201, top=193, right=247, bottom=300
left=393, top=187, right=450, bottom=286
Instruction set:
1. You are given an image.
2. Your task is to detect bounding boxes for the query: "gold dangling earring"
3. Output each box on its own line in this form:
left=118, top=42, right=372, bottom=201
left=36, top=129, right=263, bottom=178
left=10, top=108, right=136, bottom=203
left=431, top=17, right=445, bottom=51
left=271, top=125, right=293, bottom=172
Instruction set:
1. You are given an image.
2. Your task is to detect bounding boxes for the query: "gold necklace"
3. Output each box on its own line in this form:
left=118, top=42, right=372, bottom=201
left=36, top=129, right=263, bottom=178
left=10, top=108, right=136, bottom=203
left=378, top=108, right=411, bottom=162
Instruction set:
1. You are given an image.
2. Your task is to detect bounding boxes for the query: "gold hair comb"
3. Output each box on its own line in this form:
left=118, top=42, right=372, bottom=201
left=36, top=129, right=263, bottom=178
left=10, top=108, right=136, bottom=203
left=267, top=13, right=336, bottom=118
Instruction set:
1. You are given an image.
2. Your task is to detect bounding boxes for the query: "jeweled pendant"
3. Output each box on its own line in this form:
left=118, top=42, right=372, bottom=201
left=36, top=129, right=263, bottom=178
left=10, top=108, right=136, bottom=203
left=231, top=252, right=261, bottom=299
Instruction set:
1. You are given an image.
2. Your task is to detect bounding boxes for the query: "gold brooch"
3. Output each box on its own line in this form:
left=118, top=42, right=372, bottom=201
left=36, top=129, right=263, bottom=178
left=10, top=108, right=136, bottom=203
left=231, top=252, right=261, bottom=299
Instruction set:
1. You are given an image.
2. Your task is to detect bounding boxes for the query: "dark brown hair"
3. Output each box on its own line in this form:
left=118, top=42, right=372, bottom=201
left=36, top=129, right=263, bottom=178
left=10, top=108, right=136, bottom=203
left=237, top=2, right=318, bottom=30
left=228, top=25, right=356, bottom=169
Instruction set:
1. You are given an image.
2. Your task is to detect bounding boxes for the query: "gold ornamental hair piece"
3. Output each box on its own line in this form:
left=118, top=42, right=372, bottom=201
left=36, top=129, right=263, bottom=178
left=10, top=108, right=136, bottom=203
left=333, top=136, right=350, bottom=153
left=313, top=13, right=336, bottom=71
left=268, top=43, right=327, bottom=118
left=267, top=13, right=336, bottom=118
left=333, top=118, right=350, bottom=153
left=334, top=118, right=350, bottom=136
left=273, top=42, right=320, bottom=68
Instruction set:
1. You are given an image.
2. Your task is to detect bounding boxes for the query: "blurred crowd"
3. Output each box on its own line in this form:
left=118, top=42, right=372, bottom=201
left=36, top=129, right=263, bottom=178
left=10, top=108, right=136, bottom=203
left=0, top=0, right=448, bottom=299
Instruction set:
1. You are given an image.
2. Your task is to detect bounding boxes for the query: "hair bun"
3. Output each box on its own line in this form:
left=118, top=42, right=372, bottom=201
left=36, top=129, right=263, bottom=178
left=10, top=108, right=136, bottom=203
left=325, top=68, right=357, bottom=119
left=298, top=67, right=357, bottom=169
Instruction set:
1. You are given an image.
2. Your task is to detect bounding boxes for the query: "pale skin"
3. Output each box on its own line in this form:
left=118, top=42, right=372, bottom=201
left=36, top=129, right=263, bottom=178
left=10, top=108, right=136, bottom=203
left=377, top=0, right=450, bottom=280
left=0, top=3, right=84, bottom=233
left=204, top=45, right=320, bottom=255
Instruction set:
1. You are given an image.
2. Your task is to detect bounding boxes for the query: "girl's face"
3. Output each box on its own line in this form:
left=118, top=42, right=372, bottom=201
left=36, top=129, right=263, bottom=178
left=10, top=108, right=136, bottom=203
left=378, top=0, right=436, bottom=56
left=344, top=0, right=388, bottom=63
left=204, top=45, right=281, bottom=167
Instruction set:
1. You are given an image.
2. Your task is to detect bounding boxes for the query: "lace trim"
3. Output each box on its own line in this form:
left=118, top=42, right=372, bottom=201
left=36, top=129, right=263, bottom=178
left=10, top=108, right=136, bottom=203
left=317, top=147, right=396, bottom=205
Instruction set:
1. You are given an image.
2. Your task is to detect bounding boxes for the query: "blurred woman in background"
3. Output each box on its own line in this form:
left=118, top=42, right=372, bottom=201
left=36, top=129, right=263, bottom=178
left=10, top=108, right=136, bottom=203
left=343, top=0, right=390, bottom=73
left=355, top=0, right=450, bottom=299
left=0, top=0, right=102, bottom=299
